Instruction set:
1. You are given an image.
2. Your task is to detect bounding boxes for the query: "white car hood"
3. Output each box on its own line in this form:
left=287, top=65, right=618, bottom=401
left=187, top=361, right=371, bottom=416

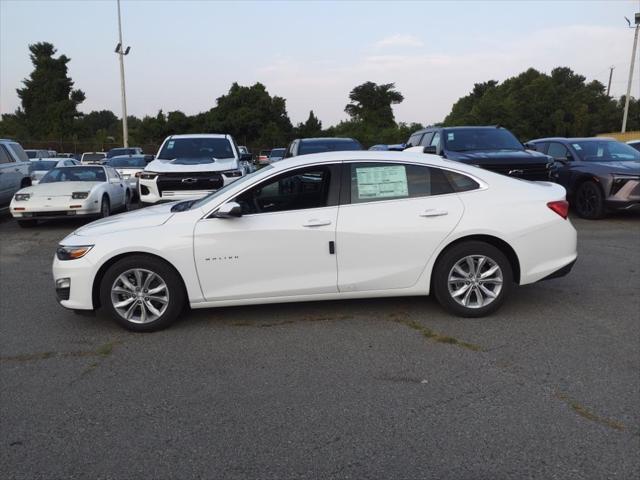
left=74, top=202, right=176, bottom=237
left=21, top=182, right=102, bottom=197
left=146, top=157, right=238, bottom=173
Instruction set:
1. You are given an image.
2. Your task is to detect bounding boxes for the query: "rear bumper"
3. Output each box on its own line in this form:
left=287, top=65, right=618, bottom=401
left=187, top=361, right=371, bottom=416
left=539, top=258, right=577, bottom=281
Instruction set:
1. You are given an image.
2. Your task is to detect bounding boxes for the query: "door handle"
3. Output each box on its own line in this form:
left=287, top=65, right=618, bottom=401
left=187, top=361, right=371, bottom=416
left=420, top=209, right=448, bottom=217
left=303, top=219, right=332, bottom=227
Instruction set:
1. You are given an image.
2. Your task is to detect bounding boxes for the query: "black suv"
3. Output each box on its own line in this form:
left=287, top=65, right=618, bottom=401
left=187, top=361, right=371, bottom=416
left=284, top=137, right=363, bottom=158
left=406, top=126, right=553, bottom=181
left=527, top=137, right=640, bottom=219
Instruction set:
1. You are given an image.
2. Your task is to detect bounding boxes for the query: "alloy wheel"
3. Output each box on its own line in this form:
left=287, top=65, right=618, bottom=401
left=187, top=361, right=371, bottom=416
left=110, top=268, right=169, bottom=324
left=447, top=255, right=503, bottom=309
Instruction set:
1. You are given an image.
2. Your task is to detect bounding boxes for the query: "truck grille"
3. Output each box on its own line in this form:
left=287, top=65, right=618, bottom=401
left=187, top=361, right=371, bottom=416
left=157, top=172, right=223, bottom=194
left=479, top=163, right=551, bottom=181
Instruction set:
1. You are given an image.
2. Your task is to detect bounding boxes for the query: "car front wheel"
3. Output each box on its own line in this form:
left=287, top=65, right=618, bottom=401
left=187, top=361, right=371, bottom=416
left=433, top=241, right=513, bottom=317
left=574, top=181, right=605, bottom=219
left=100, top=255, right=186, bottom=331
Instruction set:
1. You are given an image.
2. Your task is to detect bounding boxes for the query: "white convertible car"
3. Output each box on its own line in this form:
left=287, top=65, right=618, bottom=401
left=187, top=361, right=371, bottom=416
left=52, top=151, right=577, bottom=331
left=11, top=165, right=132, bottom=227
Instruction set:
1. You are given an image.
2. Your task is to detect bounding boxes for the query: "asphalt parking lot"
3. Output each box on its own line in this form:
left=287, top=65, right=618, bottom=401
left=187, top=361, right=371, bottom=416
left=1, top=211, right=639, bottom=479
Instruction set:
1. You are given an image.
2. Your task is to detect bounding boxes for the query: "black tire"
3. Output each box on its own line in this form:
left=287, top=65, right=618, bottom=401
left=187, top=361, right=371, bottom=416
left=123, top=191, right=131, bottom=211
left=17, top=219, right=37, bottom=228
left=432, top=241, right=513, bottom=318
left=574, top=181, right=605, bottom=219
left=99, top=255, right=186, bottom=332
left=100, top=196, right=110, bottom=218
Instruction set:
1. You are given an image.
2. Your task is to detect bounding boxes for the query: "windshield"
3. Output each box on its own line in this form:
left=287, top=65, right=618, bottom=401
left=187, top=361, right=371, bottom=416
left=107, top=148, right=137, bottom=158
left=107, top=156, right=146, bottom=168
left=444, top=128, right=523, bottom=152
left=270, top=148, right=286, bottom=157
left=298, top=139, right=363, bottom=155
left=25, top=150, right=38, bottom=159
left=83, top=153, right=105, bottom=162
left=40, top=167, right=106, bottom=183
left=157, top=137, right=235, bottom=161
left=29, top=160, right=58, bottom=172
left=189, top=166, right=273, bottom=210
left=571, top=140, right=640, bottom=162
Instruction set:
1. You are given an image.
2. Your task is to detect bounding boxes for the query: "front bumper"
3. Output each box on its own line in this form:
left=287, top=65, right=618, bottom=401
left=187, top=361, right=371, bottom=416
left=139, top=173, right=240, bottom=204
left=52, top=254, right=97, bottom=310
left=11, top=201, right=102, bottom=220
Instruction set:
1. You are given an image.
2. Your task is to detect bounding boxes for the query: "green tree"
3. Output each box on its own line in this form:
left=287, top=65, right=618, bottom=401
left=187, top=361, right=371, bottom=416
left=206, top=82, right=292, bottom=146
left=443, top=67, right=626, bottom=139
left=344, top=81, right=404, bottom=129
left=295, top=110, right=323, bottom=137
left=15, top=42, right=85, bottom=139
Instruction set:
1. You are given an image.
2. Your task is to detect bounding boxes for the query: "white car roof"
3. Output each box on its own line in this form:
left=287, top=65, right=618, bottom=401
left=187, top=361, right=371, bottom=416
left=165, top=134, right=229, bottom=139
left=268, top=150, right=482, bottom=176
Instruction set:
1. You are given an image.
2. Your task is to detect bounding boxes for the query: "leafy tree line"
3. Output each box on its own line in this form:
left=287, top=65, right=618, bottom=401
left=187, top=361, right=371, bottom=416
left=443, top=67, right=639, bottom=139
left=0, top=42, right=637, bottom=152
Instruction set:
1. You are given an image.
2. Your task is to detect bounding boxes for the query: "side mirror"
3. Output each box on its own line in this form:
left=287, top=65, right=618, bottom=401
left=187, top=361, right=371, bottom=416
left=565, top=153, right=574, bottom=162
left=240, top=153, right=252, bottom=162
left=213, top=201, right=242, bottom=218
left=423, top=145, right=437, bottom=154
left=524, top=142, right=537, bottom=151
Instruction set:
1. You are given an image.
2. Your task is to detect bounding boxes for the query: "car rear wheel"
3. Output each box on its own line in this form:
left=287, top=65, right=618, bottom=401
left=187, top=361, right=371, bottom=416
left=100, top=255, right=185, bottom=332
left=100, top=196, right=110, bottom=218
left=433, top=241, right=512, bottom=317
left=574, top=181, right=605, bottom=219
left=124, top=191, right=131, bottom=211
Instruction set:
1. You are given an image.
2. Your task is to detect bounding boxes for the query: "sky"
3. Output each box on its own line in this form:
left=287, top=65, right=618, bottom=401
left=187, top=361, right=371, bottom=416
left=1, top=0, right=639, bottom=127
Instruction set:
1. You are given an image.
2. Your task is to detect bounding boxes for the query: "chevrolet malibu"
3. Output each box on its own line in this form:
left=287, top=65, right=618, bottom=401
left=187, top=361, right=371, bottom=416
left=52, top=151, right=577, bottom=331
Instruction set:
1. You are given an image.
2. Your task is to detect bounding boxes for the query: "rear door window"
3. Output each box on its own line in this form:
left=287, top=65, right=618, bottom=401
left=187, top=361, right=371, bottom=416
left=547, top=142, right=569, bottom=159
left=348, top=163, right=454, bottom=204
left=0, top=145, right=13, bottom=163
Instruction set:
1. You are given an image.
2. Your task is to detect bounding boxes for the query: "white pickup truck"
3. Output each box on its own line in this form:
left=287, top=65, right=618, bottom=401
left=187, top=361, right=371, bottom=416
left=0, top=139, right=32, bottom=207
left=139, top=134, right=252, bottom=204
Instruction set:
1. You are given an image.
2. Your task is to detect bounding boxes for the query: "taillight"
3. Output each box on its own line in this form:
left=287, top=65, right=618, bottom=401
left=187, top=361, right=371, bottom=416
left=547, top=200, right=569, bottom=219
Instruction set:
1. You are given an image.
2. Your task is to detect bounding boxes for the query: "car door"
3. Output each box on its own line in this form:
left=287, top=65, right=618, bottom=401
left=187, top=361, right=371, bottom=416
left=105, top=167, right=126, bottom=206
left=547, top=142, right=574, bottom=187
left=336, top=162, right=464, bottom=292
left=193, top=164, right=341, bottom=301
left=0, top=145, right=16, bottom=205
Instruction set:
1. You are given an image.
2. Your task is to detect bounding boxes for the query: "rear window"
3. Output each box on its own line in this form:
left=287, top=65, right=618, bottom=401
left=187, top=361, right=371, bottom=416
left=29, top=160, right=58, bottom=171
left=298, top=139, right=362, bottom=155
left=83, top=153, right=106, bottom=162
left=107, top=157, right=147, bottom=168
left=269, top=149, right=286, bottom=157
left=157, top=137, right=235, bottom=161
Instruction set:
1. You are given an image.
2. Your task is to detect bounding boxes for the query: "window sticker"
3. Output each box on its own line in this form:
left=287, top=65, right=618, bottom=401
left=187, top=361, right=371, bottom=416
left=572, top=144, right=582, bottom=151
left=356, top=165, right=408, bottom=200
left=447, top=132, right=455, bottom=141
left=167, top=141, right=175, bottom=149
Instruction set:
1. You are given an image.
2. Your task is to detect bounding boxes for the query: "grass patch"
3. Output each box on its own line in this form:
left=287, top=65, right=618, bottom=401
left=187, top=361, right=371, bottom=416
left=556, top=393, right=625, bottom=431
left=389, top=314, right=484, bottom=352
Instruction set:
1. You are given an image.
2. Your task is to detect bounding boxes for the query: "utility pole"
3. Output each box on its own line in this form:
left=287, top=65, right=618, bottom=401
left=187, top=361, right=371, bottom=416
left=622, top=13, right=640, bottom=133
left=115, top=0, right=131, bottom=147
left=607, top=66, right=614, bottom=96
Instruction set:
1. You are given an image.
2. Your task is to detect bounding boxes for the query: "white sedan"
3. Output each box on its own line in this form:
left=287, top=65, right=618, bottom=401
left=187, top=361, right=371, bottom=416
left=52, top=151, right=577, bottom=331
left=11, top=165, right=132, bottom=227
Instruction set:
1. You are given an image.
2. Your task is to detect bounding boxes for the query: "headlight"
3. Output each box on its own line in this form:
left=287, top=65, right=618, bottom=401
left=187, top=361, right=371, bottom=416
left=71, top=191, right=89, bottom=199
left=140, top=172, right=159, bottom=180
left=222, top=169, right=243, bottom=178
left=14, top=193, right=31, bottom=201
left=56, top=245, right=94, bottom=261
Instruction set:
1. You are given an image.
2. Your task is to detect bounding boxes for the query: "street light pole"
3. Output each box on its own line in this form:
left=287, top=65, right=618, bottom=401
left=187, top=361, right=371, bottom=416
left=622, top=13, right=640, bottom=133
left=116, top=0, right=130, bottom=147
